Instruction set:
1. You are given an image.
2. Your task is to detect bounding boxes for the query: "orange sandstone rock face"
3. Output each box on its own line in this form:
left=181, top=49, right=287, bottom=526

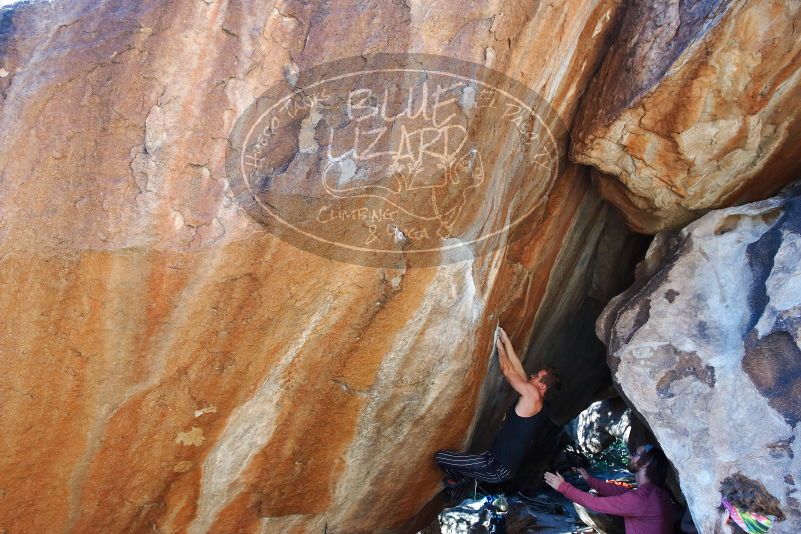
left=0, top=0, right=629, bottom=532
left=571, top=0, right=801, bottom=233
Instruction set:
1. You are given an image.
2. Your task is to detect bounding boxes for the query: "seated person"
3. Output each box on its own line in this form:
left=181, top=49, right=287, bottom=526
left=544, top=444, right=675, bottom=534
left=433, top=327, right=561, bottom=498
left=719, top=472, right=784, bottom=533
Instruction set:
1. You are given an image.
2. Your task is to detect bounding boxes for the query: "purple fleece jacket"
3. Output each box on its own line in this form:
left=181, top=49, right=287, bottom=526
left=557, top=475, right=674, bottom=534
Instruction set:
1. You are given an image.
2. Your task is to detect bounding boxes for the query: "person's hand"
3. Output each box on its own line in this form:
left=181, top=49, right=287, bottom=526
left=576, top=467, right=590, bottom=479
left=543, top=471, right=565, bottom=490
left=495, top=331, right=510, bottom=360
left=495, top=336, right=507, bottom=356
left=498, top=327, right=511, bottom=349
left=496, top=338, right=510, bottom=374
left=497, top=327, right=517, bottom=358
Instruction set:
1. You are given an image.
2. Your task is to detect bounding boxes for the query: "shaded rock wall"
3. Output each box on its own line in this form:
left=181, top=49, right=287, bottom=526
left=0, top=0, right=634, bottom=532
left=571, top=0, right=801, bottom=233
left=471, top=202, right=649, bottom=453
left=598, top=183, right=801, bottom=533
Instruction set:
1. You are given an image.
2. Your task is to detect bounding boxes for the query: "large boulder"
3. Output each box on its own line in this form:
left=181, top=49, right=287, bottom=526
left=0, top=0, right=635, bottom=532
left=598, top=183, right=801, bottom=532
left=571, top=0, right=801, bottom=233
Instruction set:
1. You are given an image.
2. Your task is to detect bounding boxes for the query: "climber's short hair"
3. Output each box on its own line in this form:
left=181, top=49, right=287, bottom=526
left=539, top=367, right=561, bottom=401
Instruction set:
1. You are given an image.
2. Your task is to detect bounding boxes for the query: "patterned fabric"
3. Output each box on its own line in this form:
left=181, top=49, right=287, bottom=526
left=434, top=450, right=513, bottom=485
left=721, top=498, right=775, bottom=533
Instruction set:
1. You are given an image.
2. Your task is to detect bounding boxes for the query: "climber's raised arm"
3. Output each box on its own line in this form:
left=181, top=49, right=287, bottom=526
left=496, top=335, right=542, bottom=402
left=497, top=327, right=528, bottom=380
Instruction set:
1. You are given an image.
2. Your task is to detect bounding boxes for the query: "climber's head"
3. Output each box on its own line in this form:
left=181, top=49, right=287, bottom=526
left=628, top=444, right=669, bottom=488
left=529, top=367, right=561, bottom=401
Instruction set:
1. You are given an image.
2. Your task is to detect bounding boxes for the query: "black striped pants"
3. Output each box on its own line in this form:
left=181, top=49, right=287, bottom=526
left=434, top=449, right=513, bottom=485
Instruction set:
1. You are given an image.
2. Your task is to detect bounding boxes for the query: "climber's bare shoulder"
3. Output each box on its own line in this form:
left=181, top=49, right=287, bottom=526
left=514, top=390, right=543, bottom=418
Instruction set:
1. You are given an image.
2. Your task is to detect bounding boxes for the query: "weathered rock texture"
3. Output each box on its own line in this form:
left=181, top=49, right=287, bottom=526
left=0, top=0, right=636, bottom=532
left=571, top=0, right=801, bottom=233
left=2, top=0, right=798, bottom=531
left=572, top=398, right=630, bottom=455
left=598, top=183, right=801, bottom=533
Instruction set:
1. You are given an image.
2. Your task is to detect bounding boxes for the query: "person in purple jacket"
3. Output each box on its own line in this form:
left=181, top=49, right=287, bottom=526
left=544, top=444, right=675, bottom=534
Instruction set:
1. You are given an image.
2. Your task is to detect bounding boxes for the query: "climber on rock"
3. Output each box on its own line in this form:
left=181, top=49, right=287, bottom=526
left=544, top=444, right=676, bottom=534
left=433, top=327, right=561, bottom=500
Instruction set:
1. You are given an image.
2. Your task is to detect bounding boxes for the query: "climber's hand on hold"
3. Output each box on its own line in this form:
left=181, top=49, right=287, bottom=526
left=495, top=336, right=507, bottom=358
left=498, top=327, right=516, bottom=357
left=496, top=337, right=510, bottom=373
left=496, top=327, right=530, bottom=385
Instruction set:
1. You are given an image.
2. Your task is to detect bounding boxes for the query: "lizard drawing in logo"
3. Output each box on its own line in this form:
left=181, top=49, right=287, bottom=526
left=321, top=124, right=485, bottom=240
